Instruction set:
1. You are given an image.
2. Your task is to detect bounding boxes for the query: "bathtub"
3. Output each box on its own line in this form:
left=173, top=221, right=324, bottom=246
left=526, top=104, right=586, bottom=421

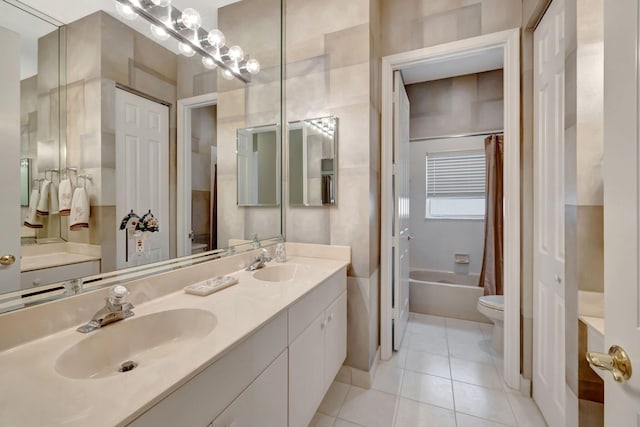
left=409, top=269, right=490, bottom=323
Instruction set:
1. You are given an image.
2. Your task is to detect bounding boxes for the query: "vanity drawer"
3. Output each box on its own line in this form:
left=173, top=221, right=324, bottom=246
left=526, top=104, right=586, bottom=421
left=129, top=311, right=287, bottom=427
left=20, top=260, right=100, bottom=289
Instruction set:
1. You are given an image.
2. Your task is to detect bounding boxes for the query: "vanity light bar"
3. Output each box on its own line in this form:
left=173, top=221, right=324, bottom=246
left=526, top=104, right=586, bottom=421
left=114, top=0, right=254, bottom=83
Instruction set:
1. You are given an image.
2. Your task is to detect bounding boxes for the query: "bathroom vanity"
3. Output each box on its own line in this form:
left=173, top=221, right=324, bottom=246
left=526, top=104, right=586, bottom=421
left=0, top=243, right=349, bottom=427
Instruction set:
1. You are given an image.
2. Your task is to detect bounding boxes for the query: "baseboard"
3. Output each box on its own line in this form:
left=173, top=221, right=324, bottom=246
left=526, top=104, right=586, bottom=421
left=520, top=375, right=532, bottom=396
left=336, top=347, right=381, bottom=389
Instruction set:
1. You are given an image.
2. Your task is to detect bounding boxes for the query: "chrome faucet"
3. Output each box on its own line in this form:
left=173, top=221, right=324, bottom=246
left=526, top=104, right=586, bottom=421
left=246, top=248, right=271, bottom=271
left=77, top=285, right=135, bottom=333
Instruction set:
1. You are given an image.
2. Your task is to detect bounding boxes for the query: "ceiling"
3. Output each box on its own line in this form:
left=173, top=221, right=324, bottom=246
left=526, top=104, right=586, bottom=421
left=401, top=46, right=504, bottom=85
left=2, top=0, right=241, bottom=78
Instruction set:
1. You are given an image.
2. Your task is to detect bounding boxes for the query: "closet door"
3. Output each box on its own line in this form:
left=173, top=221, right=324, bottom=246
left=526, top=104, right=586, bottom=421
left=532, top=0, right=566, bottom=425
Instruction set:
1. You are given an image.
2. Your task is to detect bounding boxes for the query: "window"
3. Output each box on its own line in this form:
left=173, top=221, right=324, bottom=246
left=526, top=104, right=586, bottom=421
left=426, top=150, right=486, bottom=219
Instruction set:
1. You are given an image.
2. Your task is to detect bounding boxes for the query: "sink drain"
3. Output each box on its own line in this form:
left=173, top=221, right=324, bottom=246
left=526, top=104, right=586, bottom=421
left=118, top=360, right=138, bottom=373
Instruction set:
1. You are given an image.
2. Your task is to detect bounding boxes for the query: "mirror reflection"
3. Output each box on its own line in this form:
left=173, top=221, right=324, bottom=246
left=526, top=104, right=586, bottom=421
left=237, top=124, right=280, bottom=206
left=288, top=116, right=338, bottom=206
left=0, top=0, right=282, bottom=307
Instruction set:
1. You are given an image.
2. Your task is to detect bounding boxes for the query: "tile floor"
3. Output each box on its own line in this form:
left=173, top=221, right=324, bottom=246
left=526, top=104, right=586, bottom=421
left=309, top=313, right=548, bottom=427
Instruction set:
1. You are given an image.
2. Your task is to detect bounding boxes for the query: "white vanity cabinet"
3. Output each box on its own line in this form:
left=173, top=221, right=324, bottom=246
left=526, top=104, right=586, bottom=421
left=129, top=266, right=347, bottom=427
left=288, top=270, right=347, bottom=427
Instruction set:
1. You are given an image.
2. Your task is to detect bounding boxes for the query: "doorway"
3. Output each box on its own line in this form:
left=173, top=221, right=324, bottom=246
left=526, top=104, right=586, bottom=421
left=177, top=93, right=218, bottom=257
left=380, top=29, right=522, bottom=390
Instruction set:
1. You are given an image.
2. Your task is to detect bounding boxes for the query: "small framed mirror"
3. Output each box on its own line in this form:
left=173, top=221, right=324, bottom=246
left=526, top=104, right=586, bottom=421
left=288, top=116, right=338, bottom=206
left=237, top=124, right=281, bottom=206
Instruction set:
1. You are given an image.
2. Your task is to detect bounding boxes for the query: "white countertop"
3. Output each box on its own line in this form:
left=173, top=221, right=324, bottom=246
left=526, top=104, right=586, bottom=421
left=0, top=256, right=348, bottom=426
left=21, top=252, right=101, bottom=272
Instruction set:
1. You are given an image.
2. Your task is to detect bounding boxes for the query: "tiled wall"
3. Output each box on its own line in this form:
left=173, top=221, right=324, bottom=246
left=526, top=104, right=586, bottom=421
left=285, top=0, right=379, bottom=371
left=380, top=0, right=522, bottom=56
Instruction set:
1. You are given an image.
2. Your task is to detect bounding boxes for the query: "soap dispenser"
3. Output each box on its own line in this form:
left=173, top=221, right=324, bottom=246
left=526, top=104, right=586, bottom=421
left=275, top=242, right=286, bottom=263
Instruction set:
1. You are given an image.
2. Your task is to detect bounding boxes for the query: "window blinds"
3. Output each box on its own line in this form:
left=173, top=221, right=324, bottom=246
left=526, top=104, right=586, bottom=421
left=426, top=151, right=486, bottom=198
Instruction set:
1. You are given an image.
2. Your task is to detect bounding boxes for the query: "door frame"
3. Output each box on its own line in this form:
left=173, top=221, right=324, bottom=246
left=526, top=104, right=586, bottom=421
left=380, top=28, right=521, bottom=390
left=176, top=92, right=218, bottom=257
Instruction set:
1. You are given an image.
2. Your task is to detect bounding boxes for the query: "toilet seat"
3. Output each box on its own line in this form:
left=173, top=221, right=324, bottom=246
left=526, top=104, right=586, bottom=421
left=478, top=295, right=504, bottom=311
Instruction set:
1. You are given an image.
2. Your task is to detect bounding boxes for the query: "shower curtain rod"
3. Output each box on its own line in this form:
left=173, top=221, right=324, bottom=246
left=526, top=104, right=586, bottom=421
left=409, top=130, right=503, bottom=142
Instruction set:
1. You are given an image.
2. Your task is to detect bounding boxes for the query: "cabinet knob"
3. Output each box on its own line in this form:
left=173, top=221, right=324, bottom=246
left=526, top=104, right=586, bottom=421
left=321, top=320, right=327, bottom=329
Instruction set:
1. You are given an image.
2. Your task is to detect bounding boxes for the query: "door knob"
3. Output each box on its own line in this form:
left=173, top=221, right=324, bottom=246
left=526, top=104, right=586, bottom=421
left=586, top=345, right=632, bottom=383
left=0, top=254, right=15, bottom=266
left=407, top=235, right=414, bottom=241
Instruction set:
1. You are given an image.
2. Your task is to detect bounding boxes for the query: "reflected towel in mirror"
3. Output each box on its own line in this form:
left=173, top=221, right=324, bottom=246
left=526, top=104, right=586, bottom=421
left=70, top=188, right=90, bottom=230
left=36, top=180, right=51, bottom=216
left=24, top=189, right=43, bottom=229
left=58, top=179, right=72, bottom=216
left=49, top=180, right=59, bottom=215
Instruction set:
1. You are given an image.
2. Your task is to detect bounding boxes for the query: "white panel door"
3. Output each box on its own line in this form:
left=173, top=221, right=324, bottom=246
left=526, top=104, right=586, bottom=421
left=115, top=89, right=169, bottom=269
left=533, top=1, right=566, bottom=426
left=0, top=27, right=21, bottom=293
left=393, top=70, right=411, bottom=350
left=601, top=1, right=640, bottom=424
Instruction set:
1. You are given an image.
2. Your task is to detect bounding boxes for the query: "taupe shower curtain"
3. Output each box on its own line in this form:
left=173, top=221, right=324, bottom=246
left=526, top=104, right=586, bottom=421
left=479, top=134, right=504, bottom=296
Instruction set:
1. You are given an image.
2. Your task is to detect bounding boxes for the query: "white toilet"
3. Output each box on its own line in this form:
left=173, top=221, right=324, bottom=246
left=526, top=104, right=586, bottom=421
left=477, top=295, right=505, bottom=353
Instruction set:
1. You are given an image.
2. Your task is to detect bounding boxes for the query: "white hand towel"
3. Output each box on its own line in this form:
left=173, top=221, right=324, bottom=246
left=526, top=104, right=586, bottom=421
left=36, top=180, right=51, bottom=216
left=24, top=189, right=43, bottom=229
left=49, top=180, right=59, bottom=215
left=58, top=178, right=73, bottom=216
left=69, top=187, right=90, bottom=230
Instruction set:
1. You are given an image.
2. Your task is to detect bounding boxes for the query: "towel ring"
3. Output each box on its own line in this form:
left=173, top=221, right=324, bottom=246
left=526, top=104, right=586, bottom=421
left=33, top=178, right=45, bottom=191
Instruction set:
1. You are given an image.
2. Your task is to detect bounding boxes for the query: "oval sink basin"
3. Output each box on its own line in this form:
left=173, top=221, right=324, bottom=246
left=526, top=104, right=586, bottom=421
left=55, top=308, right=216, bottom=379
left=252, top=264, right=297, bottom=282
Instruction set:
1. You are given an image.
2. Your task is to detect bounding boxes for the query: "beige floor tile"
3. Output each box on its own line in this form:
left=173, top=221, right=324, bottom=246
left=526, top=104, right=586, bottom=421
left=394, top=397, right=456, bottom=427
left=450, top=357, right=503, bottom=389
left=406, top=332, right=449, bottom=356
left=453, top=381, right=517, bottom=426
left=372, top=363, right=404, bottom=395
left=400, top=370, right=454, bottom=410
left=334, top=419, right=365, bottom=427
left=447, top=332, right=494, bottom=364
left=505, top=389, right=548, bottom=427
left=338, top=386, right=398, bottom=427
left=456, top=413, right=511, bottom=427
left=308, top=412, right=336, bottom=427
left=405, top=349, right=451, bottom=379
left=318, top=381, right=351, bottom=416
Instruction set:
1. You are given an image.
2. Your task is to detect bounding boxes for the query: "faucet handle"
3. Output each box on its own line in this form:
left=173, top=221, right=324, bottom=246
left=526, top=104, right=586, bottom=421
left=109, top=285, right=129, bottom=305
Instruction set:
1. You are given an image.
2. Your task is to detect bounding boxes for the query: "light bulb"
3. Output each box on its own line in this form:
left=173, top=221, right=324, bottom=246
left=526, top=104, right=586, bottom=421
left=180, top=8, right=202, bottom=30
left=178, top=42, right=195, bottom=57
left=228, top=45, right=244, bottom=61
left=150, top=24, right=169, bottom=41
left=202, top=57, right=217, bottom=70
left=222, top=69, right=234, bottom=80
left=207, top=29, right=226, bottom=48
left=150, top=0, right=171, bottom=6
left=245, top=58, right=260, bottom=74
left=115, top=2, right=138, bottom=20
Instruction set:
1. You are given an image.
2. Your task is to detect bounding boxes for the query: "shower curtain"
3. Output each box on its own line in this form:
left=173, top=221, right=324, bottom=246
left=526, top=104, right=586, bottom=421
left=479, top=134, right=504, bottom=296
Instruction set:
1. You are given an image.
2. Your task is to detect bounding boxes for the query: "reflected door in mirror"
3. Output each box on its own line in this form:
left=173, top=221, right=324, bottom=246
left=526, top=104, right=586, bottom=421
left=237, top=125, right=280, bottom=206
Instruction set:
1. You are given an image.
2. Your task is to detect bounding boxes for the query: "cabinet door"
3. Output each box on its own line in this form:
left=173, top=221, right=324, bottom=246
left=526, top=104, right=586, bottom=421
left=324, top=291, right=347, bottom=388
left=289, top=313, right=325, bottom=427
left=211, top=351, right=288, bottom=427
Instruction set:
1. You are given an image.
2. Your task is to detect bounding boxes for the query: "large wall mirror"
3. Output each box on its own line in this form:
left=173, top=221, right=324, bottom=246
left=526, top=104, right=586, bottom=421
left=0, top=0, right=282, bottom=312
left=288, top=116, right=338, bottom=206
